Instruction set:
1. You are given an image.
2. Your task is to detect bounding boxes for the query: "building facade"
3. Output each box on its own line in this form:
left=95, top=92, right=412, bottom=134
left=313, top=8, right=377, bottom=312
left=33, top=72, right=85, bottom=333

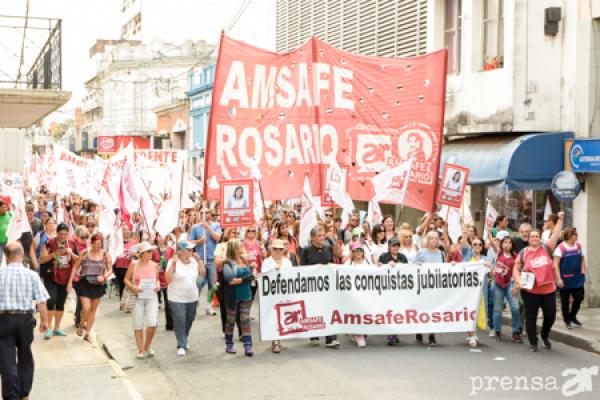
left=81, top=39, right=213, bottom=154
left=275, top=0, right=600, bottom=305
left=187, top=64, right=216, bottom=180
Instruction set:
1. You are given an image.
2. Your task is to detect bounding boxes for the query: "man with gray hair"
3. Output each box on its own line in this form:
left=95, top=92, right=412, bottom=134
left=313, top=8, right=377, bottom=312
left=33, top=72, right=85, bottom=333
left=0, top=241, right=49, bottom=400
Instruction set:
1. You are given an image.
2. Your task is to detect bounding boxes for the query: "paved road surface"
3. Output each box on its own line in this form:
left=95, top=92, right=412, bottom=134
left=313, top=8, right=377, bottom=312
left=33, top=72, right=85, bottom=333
left=94, top=296, right=600, bottom=400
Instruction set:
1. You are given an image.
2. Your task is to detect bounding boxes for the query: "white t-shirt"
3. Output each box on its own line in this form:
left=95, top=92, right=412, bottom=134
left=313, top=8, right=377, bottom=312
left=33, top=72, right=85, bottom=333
left=400, top=247, right=418, bottom=264
left=344, top=259, right=372, bottom=267
left=553, top=242, right=584, bottom=257
left=369, top=242, right=387, bottom=264
left=261, top=256, right=293, bottom=273
left=541, top=229, right=552, bottom=244
left=167, top=259, right=199, bottom=303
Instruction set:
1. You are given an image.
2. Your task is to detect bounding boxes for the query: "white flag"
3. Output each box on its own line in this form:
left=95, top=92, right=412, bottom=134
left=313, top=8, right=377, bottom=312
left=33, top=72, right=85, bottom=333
left=461, top=196, right=474, bottom=226
left=447, top=206, right=462, bottom=244
left=483, top=200, right=498, bottom=241
left=108, top=227, right=124, bottom=263
left=371, top=159, right=413, bottom=205
left=154, top=158, right=185, bottom=238
left=327, top=161, right=354, bottom=225
left=300, top=175, right=319, bottom=247
left=6, top=188, right=31, bottom=242
left=367, top=199, right=383, bottom=227
left=543, top=196, right=553, bottom=221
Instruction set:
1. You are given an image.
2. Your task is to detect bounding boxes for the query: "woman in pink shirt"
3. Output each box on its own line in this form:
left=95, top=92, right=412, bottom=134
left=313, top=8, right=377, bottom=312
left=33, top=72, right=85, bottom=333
left=124, top=242, right=160, bottom=359
left=243, top=226, right=264, bottom=299
left=514, top=212, right=564, bottom=352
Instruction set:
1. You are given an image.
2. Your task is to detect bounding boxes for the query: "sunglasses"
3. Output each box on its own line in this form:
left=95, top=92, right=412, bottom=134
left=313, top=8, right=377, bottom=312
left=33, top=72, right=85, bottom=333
left=391, top=243, right=400, bottom=247
left=472, top=243, right=483, bottom=247
left=272, top=248, right=284, bottom=251
left=81, top=236, right=89, bottom=240
left=210, top=214, right=217, bottom=217
left=324, top=213, right=332, bottom=217
left=247, top=229, right=256, bottom=233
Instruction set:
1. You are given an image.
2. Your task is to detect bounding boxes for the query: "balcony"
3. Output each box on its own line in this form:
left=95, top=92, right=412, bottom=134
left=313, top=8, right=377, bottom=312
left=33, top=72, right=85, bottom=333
left=0, top=15, right=71, bottom=128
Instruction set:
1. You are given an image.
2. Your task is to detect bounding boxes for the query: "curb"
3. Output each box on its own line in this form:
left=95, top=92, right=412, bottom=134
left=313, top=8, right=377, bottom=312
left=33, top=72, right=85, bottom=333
left=501, top=315, right=600, bottom=355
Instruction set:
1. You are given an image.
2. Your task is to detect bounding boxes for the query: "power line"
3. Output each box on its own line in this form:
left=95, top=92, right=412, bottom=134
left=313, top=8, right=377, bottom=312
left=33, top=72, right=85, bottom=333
left=15, top=0, right=30, bottom=87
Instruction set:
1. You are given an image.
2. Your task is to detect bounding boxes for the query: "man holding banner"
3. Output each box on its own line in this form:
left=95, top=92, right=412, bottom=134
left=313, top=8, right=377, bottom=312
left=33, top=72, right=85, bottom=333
left=300, top=226, right=340, bottom=348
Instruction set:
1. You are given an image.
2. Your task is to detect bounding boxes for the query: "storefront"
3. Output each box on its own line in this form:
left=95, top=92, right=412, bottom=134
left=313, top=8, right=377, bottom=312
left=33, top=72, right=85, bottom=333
left=440, top=132, right=573, bottom=232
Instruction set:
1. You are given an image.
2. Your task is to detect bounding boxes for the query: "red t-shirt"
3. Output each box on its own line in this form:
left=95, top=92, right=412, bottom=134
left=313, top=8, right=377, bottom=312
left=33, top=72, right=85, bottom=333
left=114, top=239, right=138, bottom=269
left=243, top=240, right=264, bottom=274
left=152, top=246, right=175, bottom=289
left=522, top=246, right=556, bottom=295
left=495, top=253, right=515, bottom=288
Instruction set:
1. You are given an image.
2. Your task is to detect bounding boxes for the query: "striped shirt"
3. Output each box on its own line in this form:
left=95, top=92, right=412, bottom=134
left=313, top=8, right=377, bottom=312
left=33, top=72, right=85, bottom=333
left=0, top=263, right=49, bottom=311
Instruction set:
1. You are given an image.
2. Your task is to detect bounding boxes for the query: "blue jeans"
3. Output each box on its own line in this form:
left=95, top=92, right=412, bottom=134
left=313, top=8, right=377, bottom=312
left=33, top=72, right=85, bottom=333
left=169, top=301, right=197, bottom=349
left=197, top=261, right=216, bottom=292
left=0, top=243, right=5, bottom=264
left=493, top=282, right=521, bottom=334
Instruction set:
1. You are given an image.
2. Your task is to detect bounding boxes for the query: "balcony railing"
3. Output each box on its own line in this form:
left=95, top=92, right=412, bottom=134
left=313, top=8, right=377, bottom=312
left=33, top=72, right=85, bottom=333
left=0, top=15, right=62, bottom=89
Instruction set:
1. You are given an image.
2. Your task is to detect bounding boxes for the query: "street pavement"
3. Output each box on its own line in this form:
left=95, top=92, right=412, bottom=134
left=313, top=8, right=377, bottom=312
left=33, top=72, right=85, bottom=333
left=29, top=303, right=142, bottom=400
left=92, top=295, right=600, bottom=400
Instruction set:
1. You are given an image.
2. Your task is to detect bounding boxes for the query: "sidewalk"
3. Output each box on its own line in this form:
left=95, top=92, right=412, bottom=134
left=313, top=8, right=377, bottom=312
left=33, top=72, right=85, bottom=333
left=29, top=306, right=143, bottom=400
left=503, top=307, right=600, bottom=355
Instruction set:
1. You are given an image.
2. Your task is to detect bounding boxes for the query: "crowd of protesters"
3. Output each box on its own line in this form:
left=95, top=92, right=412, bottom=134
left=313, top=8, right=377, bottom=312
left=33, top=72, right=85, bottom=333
left=0, top=186, right=587, bottom=359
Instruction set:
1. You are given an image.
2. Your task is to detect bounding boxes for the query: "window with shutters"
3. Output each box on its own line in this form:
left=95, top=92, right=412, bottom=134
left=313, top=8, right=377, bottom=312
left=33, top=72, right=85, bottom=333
left=275, top=0, right=428, bottom=57
left=444, top=0, right=461, bottom=74
left=483, top=0, right=504, bottom=70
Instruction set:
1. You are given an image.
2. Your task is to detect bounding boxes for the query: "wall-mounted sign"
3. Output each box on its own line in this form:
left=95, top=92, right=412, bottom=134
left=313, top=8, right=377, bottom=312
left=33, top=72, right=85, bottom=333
left=565, top=139, right=600, bottom=173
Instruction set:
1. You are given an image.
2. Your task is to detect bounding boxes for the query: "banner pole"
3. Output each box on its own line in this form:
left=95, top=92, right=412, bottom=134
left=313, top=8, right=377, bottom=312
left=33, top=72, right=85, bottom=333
left=257, top=180, right=271, bottom=232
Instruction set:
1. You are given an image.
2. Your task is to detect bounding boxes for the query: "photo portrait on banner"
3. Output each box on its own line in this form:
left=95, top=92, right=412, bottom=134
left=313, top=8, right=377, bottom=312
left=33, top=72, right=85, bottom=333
left=220, top=179, right=254, bottom=227
left=437, top=163, right=469, bottom=208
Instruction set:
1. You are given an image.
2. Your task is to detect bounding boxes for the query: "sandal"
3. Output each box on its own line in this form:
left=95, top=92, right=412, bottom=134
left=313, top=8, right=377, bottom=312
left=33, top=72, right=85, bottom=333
left=76, top=327, right=84, bottom=337
left=272, top=342, right=281, bottom=353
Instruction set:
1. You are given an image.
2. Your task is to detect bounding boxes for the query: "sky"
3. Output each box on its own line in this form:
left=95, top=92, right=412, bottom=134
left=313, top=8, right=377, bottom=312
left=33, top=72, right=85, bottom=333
left=0, top=0, right=276, bottom=114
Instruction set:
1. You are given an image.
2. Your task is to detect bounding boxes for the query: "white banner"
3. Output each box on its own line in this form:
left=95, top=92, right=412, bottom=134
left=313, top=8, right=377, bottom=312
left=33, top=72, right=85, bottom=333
left=258, top=263, right=485, bottom=341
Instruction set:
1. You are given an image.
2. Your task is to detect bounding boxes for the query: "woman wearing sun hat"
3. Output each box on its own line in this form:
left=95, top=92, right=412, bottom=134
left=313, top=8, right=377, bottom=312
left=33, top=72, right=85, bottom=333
left=165, top=239, right=206, bottom=356
left=262, top=239, right=293, bottom=353
left=345, top=242, right=371, bottom=347
left=124, top=241, right=160, bottom=359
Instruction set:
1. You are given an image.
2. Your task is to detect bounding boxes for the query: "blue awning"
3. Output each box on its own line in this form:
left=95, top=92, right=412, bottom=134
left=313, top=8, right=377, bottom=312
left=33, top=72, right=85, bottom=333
left=440, top=132, right=573, bottom=190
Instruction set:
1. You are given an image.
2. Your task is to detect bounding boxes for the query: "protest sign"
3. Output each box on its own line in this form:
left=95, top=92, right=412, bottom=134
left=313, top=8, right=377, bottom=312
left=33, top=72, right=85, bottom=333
left=437, top=163, right=469, bottom=208
left=204, top=34, right=447, bottom=212
left=258, top=263, right=485, bottom=340
left=220, top=179, right=254, bottom=227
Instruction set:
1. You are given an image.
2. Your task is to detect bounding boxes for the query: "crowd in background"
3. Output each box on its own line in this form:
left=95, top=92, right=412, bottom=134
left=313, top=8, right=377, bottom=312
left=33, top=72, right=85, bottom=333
left=0, top=186, right=586, bottom=356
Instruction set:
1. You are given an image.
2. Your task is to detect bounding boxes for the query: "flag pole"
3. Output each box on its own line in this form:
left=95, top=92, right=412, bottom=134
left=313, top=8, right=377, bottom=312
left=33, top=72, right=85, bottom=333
left=257, top=179, right=270, bottom=232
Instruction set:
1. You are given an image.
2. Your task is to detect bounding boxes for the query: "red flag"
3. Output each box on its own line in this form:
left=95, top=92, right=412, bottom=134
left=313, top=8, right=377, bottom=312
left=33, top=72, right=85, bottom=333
left=204, top=34, right=447, bottom=212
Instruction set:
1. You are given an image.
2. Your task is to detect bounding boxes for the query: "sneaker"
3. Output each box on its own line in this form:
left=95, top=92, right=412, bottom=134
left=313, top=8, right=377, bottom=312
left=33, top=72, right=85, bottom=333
left=44, top=329, right=53, bottom=340
left=494, top=332, right=502, bottom=342
left=387, top=335, right=398, bottom=346
left=146, top=348, right=155, bottom=357
left=53, top=329, right=67, bottom=337
left=529, top=344, right=538, bottom=352
left=185, top=344, right=190, bottom=350
left=136, top=352, right=146, bottom=359
left=542, top=338, right=552, bottom=350
left=356, top=336, right=367, bottom=348
left=177, top=348, right=186, bottom=357
left=571, top=319, right=583, bottom=328
left=310, top=338, right=320, bottom=346
left=511, top=334, right=523, bottom=344
left=428, top=334, right=437, bottom=346
left=325, top=340, right=341, bottom=349
left=488, top=328, right=495, bottom=337
left=565, top=322, right=573, bottom=330
left=468, top=337, right=478, bottom=348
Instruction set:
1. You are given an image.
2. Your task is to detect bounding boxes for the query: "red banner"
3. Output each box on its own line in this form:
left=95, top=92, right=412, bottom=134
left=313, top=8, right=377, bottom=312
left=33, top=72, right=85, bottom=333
left=97, top=136, right=151, bottom=154
left=204, top=34, right=447, bottom=212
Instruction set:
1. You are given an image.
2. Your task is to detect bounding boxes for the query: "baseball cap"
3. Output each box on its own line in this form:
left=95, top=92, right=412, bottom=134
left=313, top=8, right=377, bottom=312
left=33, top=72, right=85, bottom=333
left=177, top=239, right=195, bottom=252
left=352, top=227, right=363, bottom=236
left=351, top=242, right=364, bottom=252
left=271, top=239, right=286, bottom=249
left=389, top=237, right=401, bottom=246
